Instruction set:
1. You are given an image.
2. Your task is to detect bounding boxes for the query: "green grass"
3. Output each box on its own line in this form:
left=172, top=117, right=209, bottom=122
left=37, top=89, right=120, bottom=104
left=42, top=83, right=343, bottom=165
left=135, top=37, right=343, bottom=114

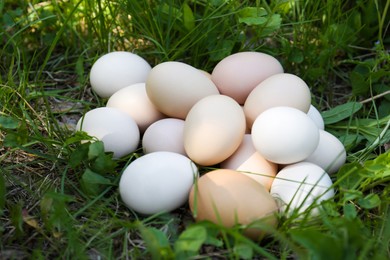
left=1, top=0, right=389, bottom=258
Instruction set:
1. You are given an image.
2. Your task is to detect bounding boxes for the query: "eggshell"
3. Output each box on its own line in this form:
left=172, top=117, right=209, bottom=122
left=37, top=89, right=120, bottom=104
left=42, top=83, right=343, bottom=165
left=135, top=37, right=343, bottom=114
left=307, top=105, right=325, bottom=130
left=119, top=151, right=198, bottom=215
left=270, top=162, right=334, bottom=216
left=251, top=106, right=319, bottom=164
left=184, top=95, right=246, bottom=166
left=189, top=169, right=278, bottom=240
left=146, top=61, right=220, bottom=119
left=220, top=134, right=277, bottom=190
left=303, top=130, right=346, bottom=174
left=142, top=118, right=186, bottom=155
left=76, top=107, right=140, bottom=158
left=244, top=73, right=312, bottom=128
left=90, top=51, right=151, bottom=98
left=106, top=83, right=165, bottom=133
left=211, top=52, right=284, bottom=104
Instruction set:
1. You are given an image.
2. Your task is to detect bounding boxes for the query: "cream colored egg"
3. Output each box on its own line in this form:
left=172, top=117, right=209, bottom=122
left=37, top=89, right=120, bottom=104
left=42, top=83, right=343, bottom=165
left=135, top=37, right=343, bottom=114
left=211, top=52, right=283, bottom=104
left=106, top=83, right=165, bottom=133
left=146, top=61, right=220, bottom=119
left=220, top=134, right=277, bottom=190
left=76, top=107, right=140, bottom=158
left=270, top=162, right=334, bottom=216
left=303, top=130, right=346, bottom=174
left=184, top=95, right=246, bottom=166
left=251, top=106, right=319, bottom=164
left=244, top=73, right=312, bottom=128
left=307, top=105, right=325, bottom=130
left=119, top=151, right=198, bottom=215
left=189, top=169, right=278, bottom=240
left=142, top=118, right=186, bottom=155
left=90, top=51, right=151, bottom=98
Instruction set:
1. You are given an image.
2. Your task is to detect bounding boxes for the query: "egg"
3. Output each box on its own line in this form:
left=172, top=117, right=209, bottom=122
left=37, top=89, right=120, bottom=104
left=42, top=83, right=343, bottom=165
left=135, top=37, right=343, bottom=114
left=184, top=95, right=246, bottom=166
left=251, top=106, right=319, bottom=164
left=106, top=83, right=165, bottom=133
left=244, top=73, right=312, bottom=128
left=90, top=51, right=152, bottom=98
left=189, top=169, right=278, bottom=240
left=211, top=52, right=284, bottom=104
left=146, top=61, right=220, bottom=119
left=220, top=134, right=277, bottom=190
left=75, top=107, right=140, bottom=158
left=142, top=118, right=186, bottom=155
left=303, top=130, right=346, bottom=174
left=307, top=105, right=325, bottom=130
left=270, top=162, right=334, bottom=216
left=119, top=151, right=198, bottom=215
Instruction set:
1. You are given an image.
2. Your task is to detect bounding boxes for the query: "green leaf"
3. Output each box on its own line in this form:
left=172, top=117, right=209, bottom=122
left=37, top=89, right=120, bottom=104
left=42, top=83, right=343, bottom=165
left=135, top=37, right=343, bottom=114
left=69, top=142, right=90, bottom=168
left=91, top=153, right=117, bottom=174
left=81, top=169, right=111, bottom=196
left=209, top=39, right=235, bottom=61
left=290, top=229, right=343, bottom=259
left=182, top=3, right=195, bottom=31
left=0, top=115, right=20, bottom=129
left=350, top=71, right=368, bottom=95
left=174, top=225, right=207, bottom=256
left=3, top=131, right=28, bottom=147
left=238, top=7, right=268, bottom=26
left=321, top=102, right=363, bottom=124
left=139, top=226, right=173, bottom=260
left=358, top=194, right=381, bottom=209
left=233, top=243, right=253, bottom=259
left=343, top=203, right=357, bottom=219
left=88, top=141, right=105, bottom=160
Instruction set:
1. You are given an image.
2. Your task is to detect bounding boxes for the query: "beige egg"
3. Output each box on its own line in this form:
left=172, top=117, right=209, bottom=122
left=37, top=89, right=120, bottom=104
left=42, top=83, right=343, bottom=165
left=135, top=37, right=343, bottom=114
left=142, top=118, right=186, bottom=155
left=303, top=130, right=346, bottom=174
left=244, top=73, right=312, bottom=128
left=220, top=134, right=277, bottom=190
left=106, top=83, right=165, bottom=133
left=184, top=95, right=246, bottom=166
left=211, top=52, right=283, bottom=104
left=189, top=169, right=278, bottom=240
left=146, top=61, right=220, bottom=119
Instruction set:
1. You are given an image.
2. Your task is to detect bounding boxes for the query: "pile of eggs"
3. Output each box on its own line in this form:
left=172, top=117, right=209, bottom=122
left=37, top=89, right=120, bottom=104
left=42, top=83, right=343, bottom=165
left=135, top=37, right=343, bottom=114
left=76, top=51, right=346, bottom=239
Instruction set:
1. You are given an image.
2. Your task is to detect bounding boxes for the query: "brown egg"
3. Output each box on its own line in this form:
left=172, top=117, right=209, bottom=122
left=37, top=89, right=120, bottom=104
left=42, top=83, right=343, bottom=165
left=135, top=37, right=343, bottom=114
left=220, top=134, right=278, bottom=190
left=189, top=169, right=278, bottom=240
left=211, top=52, right=283, bottom=105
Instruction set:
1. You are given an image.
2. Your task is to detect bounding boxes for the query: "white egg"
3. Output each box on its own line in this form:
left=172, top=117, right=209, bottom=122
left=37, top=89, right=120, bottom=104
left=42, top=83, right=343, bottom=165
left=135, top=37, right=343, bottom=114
left=303, top=130, right=346, bottom=174
left=76, top=107, right=140, bottom=158
left=307, top=105, right=325, bottom=130
left=270, top=162, right=334, bottom=216
left=142, top=118, right=186, bottom=155
left=119, top=152, right=198, bottom=215
left=106, top=83, right=165, bottom=133
left=90, top=51, right=151, bottom=98
left=251, top=106, right=320, bottom=164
